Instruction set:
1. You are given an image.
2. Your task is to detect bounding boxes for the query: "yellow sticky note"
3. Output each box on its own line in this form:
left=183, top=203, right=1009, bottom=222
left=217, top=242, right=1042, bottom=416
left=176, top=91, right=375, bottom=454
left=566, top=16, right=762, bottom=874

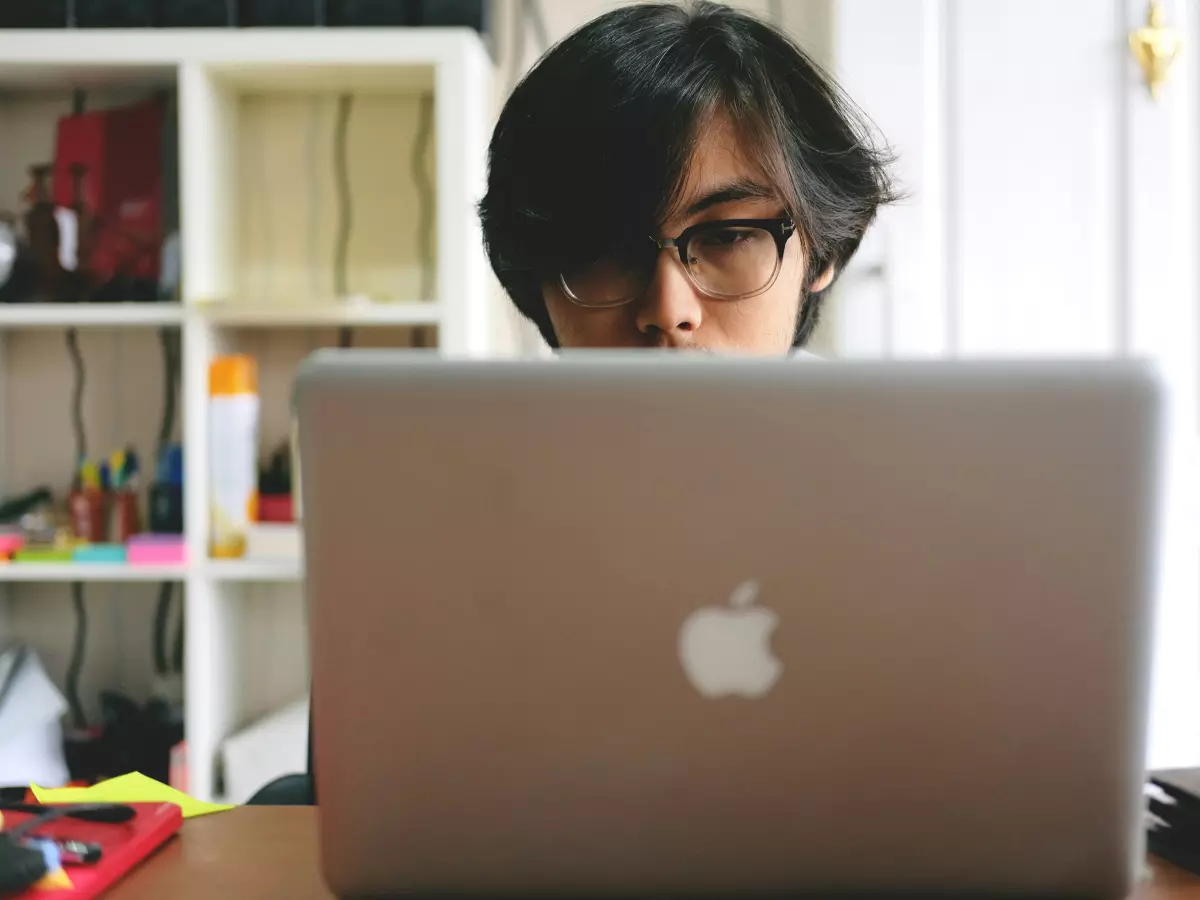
left=32, top=771, right=235, bottom=819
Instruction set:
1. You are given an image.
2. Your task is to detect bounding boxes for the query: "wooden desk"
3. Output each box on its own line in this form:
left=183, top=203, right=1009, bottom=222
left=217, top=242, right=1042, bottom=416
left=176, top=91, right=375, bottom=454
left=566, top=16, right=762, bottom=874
left=108, top=807, right=1200, bottom=900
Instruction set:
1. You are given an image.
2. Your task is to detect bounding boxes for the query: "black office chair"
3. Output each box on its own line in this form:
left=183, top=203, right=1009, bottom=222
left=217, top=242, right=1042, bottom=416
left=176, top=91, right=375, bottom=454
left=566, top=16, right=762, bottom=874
left=245, top=702, right=315, bottom=806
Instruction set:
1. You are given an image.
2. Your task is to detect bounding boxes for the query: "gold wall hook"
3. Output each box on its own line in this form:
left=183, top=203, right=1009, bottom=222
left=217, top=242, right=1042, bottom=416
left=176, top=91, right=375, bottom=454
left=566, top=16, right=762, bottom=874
left=1130, top=1, right=1183, bottom=100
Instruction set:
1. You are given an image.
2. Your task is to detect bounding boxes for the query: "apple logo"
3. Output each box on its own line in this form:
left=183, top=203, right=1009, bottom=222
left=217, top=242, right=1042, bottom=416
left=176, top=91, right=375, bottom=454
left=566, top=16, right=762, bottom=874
left=678, top=580, right=782, bottom=698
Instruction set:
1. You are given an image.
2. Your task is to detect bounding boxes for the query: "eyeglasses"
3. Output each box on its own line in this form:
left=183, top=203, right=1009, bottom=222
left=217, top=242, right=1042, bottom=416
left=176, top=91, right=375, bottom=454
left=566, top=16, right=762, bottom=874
left=558, top=217, right=796, bottom=309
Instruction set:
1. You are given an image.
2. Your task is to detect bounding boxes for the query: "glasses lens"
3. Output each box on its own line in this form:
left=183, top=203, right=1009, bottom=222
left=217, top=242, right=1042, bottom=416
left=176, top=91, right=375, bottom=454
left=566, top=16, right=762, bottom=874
left=560, top=249, right=650, bottom=307
left=686, top=225, right=779, bottom=298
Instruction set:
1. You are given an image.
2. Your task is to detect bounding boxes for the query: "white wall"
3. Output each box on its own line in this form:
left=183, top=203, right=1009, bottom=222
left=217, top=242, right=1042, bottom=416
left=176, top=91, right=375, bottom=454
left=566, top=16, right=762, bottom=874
left=832, top=0, right=1200, bottom=769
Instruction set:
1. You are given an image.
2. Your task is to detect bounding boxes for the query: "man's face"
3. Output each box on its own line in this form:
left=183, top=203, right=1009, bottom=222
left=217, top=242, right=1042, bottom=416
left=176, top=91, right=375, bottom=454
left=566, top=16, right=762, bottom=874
left=541, top=119, right=832, bottom=354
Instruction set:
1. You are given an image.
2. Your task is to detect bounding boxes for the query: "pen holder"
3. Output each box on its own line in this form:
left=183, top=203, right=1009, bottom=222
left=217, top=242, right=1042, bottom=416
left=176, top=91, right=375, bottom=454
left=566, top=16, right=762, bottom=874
left=108, top=489, right=141, bottom=544
left=68, top=488, right=107, bottom=542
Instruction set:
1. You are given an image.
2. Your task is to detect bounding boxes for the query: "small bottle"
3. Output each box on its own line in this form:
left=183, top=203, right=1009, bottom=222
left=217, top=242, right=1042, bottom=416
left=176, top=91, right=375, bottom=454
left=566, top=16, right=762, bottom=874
left=209, top=355, right=259, bottom=559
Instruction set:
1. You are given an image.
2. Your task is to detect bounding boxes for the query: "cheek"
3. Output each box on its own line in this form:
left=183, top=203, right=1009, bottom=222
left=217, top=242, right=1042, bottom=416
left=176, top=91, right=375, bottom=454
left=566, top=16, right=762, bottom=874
left=783, top=233, right=807, bottom=286
left=710, top=244, right=805, bottom=351
left=543, top=280, right=633, bottom=347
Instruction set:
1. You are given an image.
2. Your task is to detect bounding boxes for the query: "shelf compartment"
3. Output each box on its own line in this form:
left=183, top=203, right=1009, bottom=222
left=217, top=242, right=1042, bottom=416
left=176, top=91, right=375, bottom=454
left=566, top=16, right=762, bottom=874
left=181, top=59, right=439, bottom=314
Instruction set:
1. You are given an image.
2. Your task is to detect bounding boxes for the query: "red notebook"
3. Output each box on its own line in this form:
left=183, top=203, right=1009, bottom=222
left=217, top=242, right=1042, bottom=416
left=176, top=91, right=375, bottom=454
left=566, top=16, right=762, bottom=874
left=2, top=802, right=182, bottom=898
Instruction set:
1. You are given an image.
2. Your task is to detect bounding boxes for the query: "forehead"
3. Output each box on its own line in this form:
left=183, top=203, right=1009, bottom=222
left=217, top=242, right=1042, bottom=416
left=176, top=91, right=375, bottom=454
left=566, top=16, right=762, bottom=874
left=666, top=115, right=784, bottom=222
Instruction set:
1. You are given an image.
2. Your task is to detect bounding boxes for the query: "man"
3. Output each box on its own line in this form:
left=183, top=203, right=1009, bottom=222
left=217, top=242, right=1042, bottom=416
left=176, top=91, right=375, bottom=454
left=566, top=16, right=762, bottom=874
left=478, top=0, right=897, bottom=354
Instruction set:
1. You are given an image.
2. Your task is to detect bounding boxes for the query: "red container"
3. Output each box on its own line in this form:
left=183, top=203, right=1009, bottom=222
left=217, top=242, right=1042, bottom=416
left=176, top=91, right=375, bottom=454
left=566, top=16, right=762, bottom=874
left=69, top=488, right=108, bottom=542
left=258, top=493, right=294, bottom=523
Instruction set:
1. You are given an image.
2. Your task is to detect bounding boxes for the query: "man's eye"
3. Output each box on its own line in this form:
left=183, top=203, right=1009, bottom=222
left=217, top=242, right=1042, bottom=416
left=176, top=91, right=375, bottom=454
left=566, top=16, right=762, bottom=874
left=698, top=228, right=755, bottom=248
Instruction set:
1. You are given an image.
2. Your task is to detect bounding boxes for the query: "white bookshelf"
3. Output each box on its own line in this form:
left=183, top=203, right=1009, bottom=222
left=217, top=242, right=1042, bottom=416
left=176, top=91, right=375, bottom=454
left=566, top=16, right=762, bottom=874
left=205, top=559, right=303, bottom=583
left=0, top=28, right=495, bottom=802
left=0, top=304, right=186, bottom=328
left=0, top=563, right=186, bottom=582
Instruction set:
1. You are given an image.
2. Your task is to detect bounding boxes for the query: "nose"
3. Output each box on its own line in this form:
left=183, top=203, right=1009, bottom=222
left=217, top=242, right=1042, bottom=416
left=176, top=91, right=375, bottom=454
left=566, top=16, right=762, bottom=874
left=635, top=249, right=703, bottom=343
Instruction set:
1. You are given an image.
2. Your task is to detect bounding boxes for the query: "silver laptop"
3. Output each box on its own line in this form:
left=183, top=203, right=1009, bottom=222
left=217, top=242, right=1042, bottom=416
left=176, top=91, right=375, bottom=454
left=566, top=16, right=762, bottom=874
left=296, top=353, right=1160, bottom=898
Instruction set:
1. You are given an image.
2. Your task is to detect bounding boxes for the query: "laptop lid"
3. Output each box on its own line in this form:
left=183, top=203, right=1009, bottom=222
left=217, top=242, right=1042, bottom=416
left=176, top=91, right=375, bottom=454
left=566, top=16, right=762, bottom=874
left=296, top=354, right=1159, bottom=898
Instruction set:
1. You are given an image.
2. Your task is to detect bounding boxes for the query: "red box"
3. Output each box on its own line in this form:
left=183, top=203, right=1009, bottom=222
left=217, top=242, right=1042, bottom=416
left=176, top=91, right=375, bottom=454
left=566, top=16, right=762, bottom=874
left=52, top=98, right=165, bottom=286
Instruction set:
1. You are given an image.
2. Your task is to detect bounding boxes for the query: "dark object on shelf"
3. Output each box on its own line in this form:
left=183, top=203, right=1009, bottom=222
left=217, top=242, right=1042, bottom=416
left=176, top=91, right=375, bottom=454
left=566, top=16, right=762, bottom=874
left=54, top=98, right=166, bottom=303
left=149, top=444, right=184, bottom=534
left=148, top=483, right=183, bottom=534
left=23, top=164, right=81, bottom=302
left=1148, top=775, right=1200, bottom=875
left=0, top=487, right=54, bottom=526
left=98, top=692, right=183, bottom=787
left=158, top=0, right=235, bottom=26
left=237, top=0, right=324, bottom=26
left=0, top=0, right=67, bottom=27
left=64, top=693, right=182, bottom=786
left=1, top=0, right=490, bottom=31
left=259, top=440, right=292, bottom=495
left=247, top=773, right=312, bottom=805
left=328, top=0, right=409, bottom=25
left=418, top=0, right=490, bottom=31
left=329, top=0, right=491, bottom=35
left=63, top=727, right=110, bottom=785
left=76, top=0, right=156, bottom=27
left=259, top=440, right=294, bottom=522
left=0, top=252, right=38, bottom=303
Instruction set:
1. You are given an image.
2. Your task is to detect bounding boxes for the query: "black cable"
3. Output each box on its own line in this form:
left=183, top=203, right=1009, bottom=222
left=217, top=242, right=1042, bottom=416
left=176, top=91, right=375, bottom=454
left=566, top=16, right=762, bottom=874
left=0, top=645, right=29, bottom=716
left=156, top=327, right=180, bottom=457
left=66, top=583, right=87, bottom=729
left=64, top=328, right=86, bottom=464
left=153, top=582, right=172, bottom=676
left=172, top=597, right=184, bottom=674
left=4, top=803, right=135, bottom=837
left=333, top=93, right=354, bottom=300
left=412, top=94, right=436, bottom=304
left=333, top=93, right=355, bottom=350
left=154, top=327, right=182, bottom=678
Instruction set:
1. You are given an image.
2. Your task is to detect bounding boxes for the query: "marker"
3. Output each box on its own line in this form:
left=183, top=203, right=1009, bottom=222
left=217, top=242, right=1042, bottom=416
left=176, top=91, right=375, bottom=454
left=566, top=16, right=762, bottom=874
left=52, top=838, right=102, bottom=865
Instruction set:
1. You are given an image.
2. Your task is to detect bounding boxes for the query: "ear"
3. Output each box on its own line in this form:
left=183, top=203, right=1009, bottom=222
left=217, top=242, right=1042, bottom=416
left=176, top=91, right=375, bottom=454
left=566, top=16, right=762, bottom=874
left=808, top=265, right=836, bottom=294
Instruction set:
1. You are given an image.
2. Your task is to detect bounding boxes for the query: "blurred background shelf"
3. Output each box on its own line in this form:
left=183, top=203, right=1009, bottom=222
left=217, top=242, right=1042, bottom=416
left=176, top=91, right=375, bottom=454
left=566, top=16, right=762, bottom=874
left=0, top=24, right=496, bottom=803
left=0, top=563, right=186, bottom=582
left=194, top=301, right=440, bottom=328
left=0, top=303, right=184, bottom=328
left=205, top=559, right=303, bottom=583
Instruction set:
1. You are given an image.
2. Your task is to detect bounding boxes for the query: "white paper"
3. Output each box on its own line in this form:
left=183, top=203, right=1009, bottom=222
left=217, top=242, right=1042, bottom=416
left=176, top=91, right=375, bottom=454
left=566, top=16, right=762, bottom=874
left=0, top=646, right=70, bottom=787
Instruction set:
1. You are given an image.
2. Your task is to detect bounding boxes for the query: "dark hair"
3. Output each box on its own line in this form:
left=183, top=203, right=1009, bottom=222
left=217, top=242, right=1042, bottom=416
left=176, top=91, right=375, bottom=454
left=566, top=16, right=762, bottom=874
left=478, top=0, right=897, bottom=349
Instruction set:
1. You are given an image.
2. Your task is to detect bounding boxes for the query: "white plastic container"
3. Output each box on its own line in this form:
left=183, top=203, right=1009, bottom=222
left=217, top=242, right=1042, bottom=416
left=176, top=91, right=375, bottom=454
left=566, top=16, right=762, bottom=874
left=209, top=354, right=259, bottom=558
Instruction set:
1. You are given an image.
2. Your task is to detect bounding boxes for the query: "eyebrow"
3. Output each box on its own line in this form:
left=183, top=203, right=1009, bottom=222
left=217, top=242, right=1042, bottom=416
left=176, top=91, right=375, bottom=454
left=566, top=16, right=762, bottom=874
left=679, top=178, right=779, bottom=218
